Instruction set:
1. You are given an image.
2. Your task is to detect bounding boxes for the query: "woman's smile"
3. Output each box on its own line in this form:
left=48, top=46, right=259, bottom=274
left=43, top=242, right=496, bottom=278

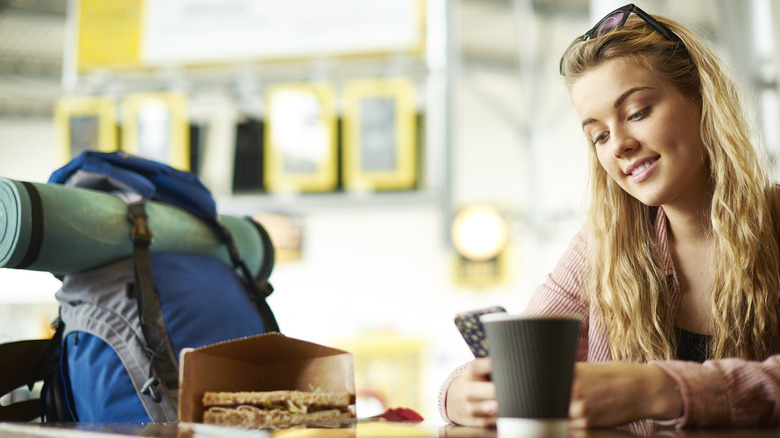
left=625, top=156, right=660, bottom=182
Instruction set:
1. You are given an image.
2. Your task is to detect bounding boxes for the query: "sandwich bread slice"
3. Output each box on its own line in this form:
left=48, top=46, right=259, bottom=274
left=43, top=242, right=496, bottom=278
left=202, top=390, right=355, bottom=428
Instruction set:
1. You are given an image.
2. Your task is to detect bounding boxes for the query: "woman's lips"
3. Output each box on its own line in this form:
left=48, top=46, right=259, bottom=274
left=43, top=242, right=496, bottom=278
left=627, top=157, right=659, bottom=183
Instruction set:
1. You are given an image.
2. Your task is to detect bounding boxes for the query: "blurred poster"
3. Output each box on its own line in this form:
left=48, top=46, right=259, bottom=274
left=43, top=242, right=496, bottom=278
left=136, top=100, right=171, bottom=164
left=121, top=92, right=190, bottom=171
left=55, top=97, right=118, bottom=165
left=69, top=116, right=100, bottom=157
left=264, top=83, right=338, bottom=193
left=342, top=78, right=418, bottom=192
left=360, top=97, right=397, bottom=171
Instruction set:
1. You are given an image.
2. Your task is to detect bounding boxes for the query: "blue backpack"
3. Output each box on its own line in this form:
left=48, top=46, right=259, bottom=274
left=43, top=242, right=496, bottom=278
left=42, top=151, right=279, bottom=422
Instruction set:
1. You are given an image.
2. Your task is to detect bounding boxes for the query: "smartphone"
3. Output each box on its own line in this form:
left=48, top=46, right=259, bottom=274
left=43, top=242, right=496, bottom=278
left=454, top=306, right=507, bottom=357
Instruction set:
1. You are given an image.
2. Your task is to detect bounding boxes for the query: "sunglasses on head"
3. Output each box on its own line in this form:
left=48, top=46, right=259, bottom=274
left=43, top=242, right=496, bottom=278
left=559, top=3, right=684, bottom=74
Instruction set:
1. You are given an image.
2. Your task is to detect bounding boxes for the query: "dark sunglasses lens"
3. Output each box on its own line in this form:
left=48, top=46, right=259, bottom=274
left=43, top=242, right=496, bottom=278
left=593, top=12, right=626, bottom=37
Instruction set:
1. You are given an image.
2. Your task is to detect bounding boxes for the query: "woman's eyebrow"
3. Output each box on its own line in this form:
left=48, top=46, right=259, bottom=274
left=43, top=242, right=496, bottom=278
left=581, top=86, right=654, bottom=129
left=614, top=86, right=652, bottom=108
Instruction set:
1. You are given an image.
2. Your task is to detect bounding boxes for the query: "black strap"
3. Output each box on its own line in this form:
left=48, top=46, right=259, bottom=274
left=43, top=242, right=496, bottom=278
left=214, top=222, right=279, bottom=333
left=127, top=202, right=180, bottom=401
left=246, top=217, right=275, bottom=283
left=37, top=316, right=65, bottom=422
left=13, top=182, right=44, bottom=270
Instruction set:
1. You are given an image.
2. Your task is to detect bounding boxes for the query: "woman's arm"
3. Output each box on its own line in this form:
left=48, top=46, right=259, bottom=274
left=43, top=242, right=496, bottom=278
left=569, top=362, right=682, bottom=428
left=652, top=354, right=780, bottom=427
left=569, top=355, right=780, bottom=428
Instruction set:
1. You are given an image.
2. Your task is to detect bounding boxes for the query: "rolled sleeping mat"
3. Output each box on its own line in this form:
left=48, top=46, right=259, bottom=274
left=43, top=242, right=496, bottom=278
left=0, top=177, right=273, bottom=278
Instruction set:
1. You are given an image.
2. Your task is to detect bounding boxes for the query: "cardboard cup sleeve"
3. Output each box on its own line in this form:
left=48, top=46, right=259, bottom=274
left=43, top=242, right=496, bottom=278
left=482, top=314, right=581, bottom=420
left=0, top=177, right=271, bottom=277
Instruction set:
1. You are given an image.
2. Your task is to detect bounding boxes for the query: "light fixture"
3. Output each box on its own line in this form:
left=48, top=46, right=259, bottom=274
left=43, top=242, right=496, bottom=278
left=450, top=204, right=508, bottom=261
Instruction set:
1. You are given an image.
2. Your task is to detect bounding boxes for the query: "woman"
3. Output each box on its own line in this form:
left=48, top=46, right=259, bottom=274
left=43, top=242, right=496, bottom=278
left=440, top=4, right=780, bottom=429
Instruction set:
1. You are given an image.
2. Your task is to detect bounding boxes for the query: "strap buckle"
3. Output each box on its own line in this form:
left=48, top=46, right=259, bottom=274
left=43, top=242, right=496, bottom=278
left=141, top=376, right=163, bottom=403
left=128, top=203, right=153, bottom=248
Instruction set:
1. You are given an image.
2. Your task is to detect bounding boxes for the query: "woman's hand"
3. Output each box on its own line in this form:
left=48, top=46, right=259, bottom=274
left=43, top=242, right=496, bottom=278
left=445, top=358, right=499, bottom=427
left=569, top=362, right=683, bottom=428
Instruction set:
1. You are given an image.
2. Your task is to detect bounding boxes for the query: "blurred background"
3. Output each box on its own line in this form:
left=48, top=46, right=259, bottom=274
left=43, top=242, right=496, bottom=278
left=0, top=0, right=778, bottom=424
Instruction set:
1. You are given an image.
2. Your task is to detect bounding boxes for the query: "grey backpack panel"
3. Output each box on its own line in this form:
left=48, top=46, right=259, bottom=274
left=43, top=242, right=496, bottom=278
left=56, top=258, right=178, bottom=421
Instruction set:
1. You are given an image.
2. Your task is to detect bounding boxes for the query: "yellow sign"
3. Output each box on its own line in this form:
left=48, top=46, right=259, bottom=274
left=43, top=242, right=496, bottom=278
left=76, top=0, right=143, bottom=71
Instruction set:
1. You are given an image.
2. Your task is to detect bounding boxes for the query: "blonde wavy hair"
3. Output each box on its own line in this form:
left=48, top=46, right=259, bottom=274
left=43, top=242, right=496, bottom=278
left=560, top=12, right=780, bottom=362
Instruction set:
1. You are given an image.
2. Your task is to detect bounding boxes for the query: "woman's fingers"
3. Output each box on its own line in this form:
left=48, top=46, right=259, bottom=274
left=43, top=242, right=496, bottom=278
left=447, top=358, right=499, bottom=427
left=466, top=357, right=493, bottom=378
left=464, top=380, right=498, bottom=416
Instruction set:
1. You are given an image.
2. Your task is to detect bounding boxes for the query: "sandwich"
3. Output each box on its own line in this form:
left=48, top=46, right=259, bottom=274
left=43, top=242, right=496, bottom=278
left=202, top=390, right=356, bottom=429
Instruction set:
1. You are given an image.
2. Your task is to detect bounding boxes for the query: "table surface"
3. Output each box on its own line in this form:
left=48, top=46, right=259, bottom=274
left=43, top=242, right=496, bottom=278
left=1, top=421, right=779, bottom=438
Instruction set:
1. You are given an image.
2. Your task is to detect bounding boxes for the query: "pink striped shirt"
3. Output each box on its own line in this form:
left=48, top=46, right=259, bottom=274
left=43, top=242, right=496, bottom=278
left=438, top=208, right=780, bottom=428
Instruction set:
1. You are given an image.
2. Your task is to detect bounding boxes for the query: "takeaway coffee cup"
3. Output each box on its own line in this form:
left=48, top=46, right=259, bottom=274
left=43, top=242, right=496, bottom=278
left=481, top=313, right=581, bottom=436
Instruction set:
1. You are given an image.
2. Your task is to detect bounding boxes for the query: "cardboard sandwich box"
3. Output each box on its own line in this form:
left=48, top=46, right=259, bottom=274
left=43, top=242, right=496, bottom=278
left=178, top=333, right=356, bottom=424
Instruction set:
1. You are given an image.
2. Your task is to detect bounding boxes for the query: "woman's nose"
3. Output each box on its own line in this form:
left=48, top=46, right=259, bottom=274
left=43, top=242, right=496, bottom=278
left=610, top=129, right=638, bottom=157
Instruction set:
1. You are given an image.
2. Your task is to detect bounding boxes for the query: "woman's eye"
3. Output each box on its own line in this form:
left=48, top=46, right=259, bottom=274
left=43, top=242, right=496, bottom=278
left=593, top=132, right=609, bottom=144
left=628, top=107, right=651, bottom=121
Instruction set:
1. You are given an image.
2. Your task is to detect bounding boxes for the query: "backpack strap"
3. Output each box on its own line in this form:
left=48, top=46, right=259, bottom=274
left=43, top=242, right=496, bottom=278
left=127, top=201, right=180, bottom=401
left=213, top=222, right=279, bottom=333
left=36, top=316, right=65, bottom=422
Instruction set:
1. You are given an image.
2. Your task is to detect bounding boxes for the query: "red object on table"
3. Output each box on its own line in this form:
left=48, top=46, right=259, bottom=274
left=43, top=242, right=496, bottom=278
left=370, top=407, right=425, bottom=423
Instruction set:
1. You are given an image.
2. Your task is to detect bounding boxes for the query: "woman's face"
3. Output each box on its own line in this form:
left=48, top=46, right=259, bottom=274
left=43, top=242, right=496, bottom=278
left=570, top=58, right=709, bottom=211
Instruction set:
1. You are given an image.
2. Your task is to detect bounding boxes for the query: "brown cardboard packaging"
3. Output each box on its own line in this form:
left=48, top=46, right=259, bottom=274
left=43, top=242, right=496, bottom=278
left=178, top=333, right=356, bottom=424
